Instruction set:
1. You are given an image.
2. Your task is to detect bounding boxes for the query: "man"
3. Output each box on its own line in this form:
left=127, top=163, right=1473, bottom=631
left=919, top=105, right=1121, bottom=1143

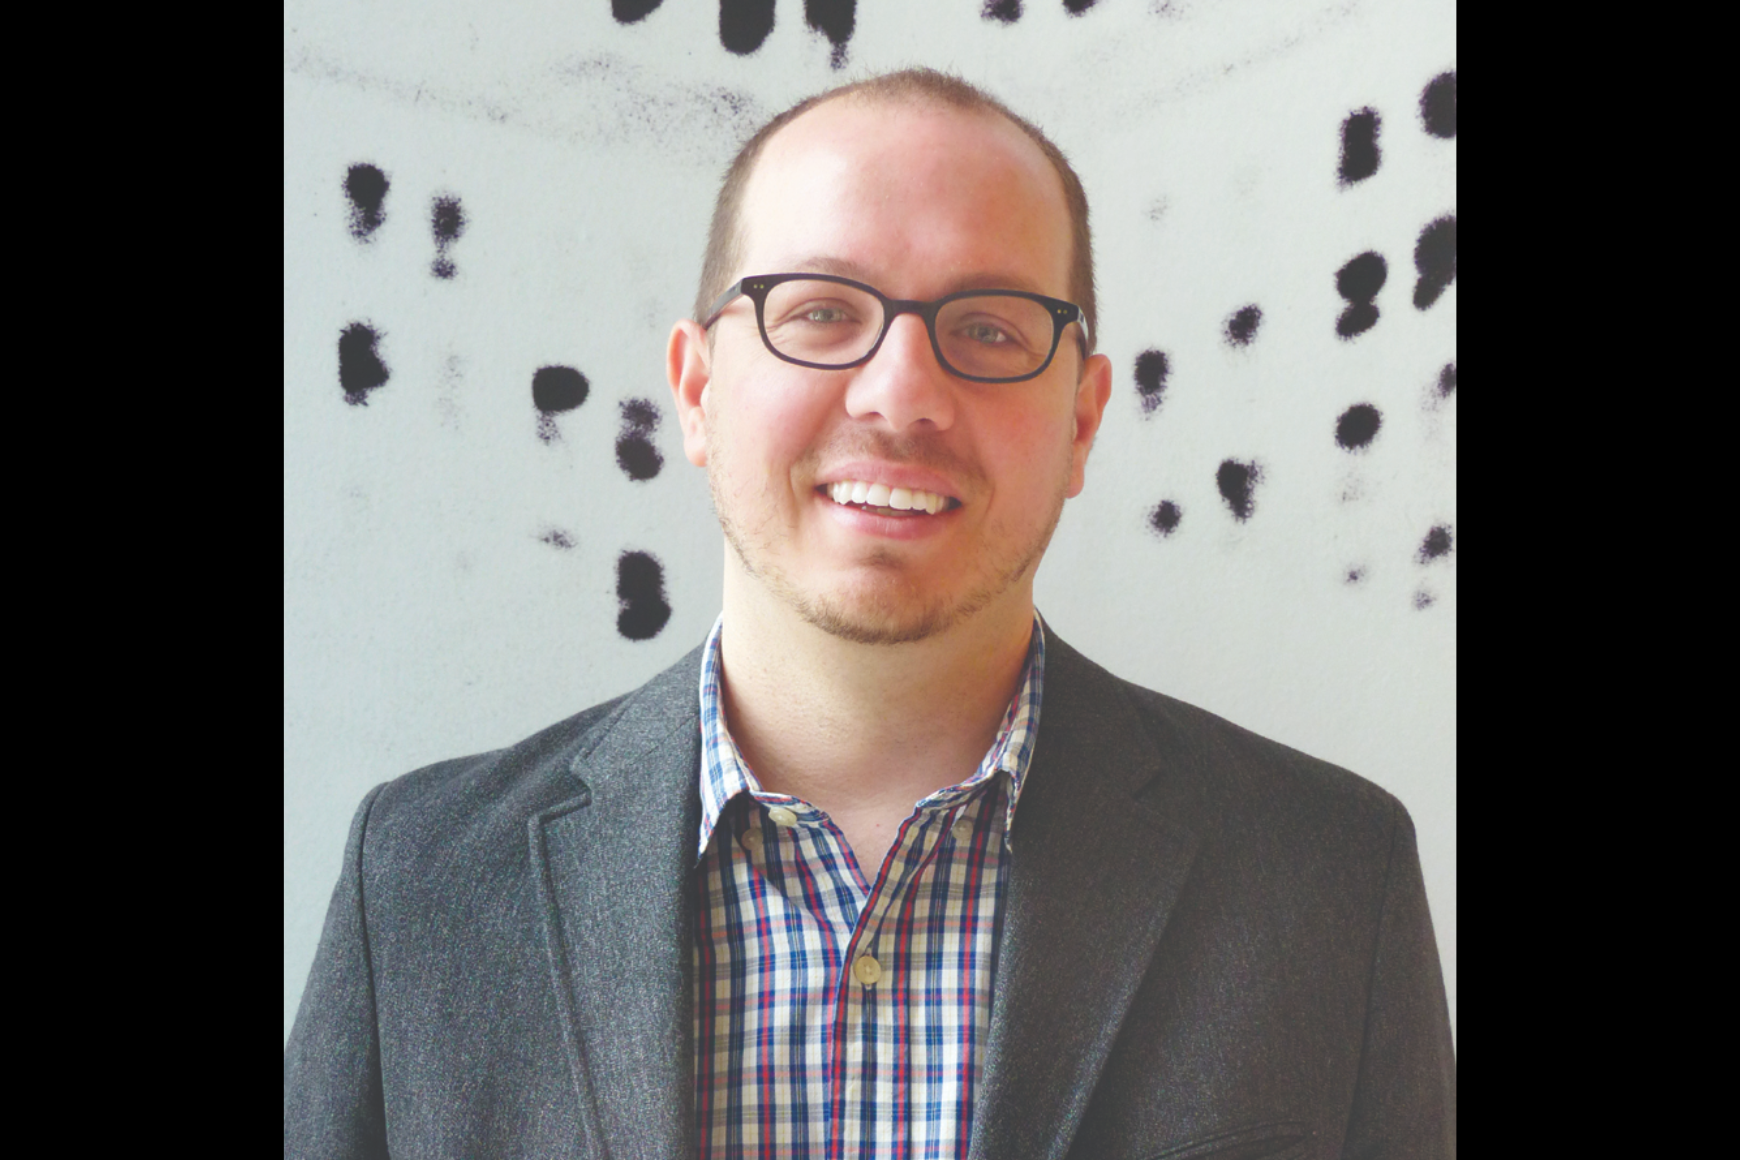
left=286, top=69, right=1455, bottom=1158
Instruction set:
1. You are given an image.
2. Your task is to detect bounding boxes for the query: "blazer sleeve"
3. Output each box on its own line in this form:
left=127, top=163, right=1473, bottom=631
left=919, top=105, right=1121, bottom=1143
left=285, top=785, right=391, bottom=1160
left=1342, top=806, right=1457, bottom=1159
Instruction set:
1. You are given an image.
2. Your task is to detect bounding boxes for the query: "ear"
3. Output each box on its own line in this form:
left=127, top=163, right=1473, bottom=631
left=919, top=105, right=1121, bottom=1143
left=667, top=319, right=713, bottom=467
left=1066, top=352, right=1113, bottom=498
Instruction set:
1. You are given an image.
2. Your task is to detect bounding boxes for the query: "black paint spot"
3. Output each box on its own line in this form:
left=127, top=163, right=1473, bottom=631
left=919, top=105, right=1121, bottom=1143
left=1335, top=403, right=1382, bottom=451
left=1334, top=251, right=1386, bottom=339
left=612, top=0, right=663, bottom=21
left=617, top=551, right=672, bottom=641
left=338, top=323, right=389, bottom=405
left=430, top=195, right=466, bottom=280
left=721, top=0, right=775, bottom=54
left=1437, top=362, right=1456, bottom=398
left=1064, top=0, right=1100, bottom=13
left=805, top=0, right=855, bottom=69
left=1345, top=567, right=1366, bottom=585
left=1420, top=70, right=1456, bottom=138
left=1417, top=524, right=1453, bottom=564
left=616, top=398, right=665, bottom=481
left=1338, top=108, right=1380, bottom=186
left=533, top=366, right=589, bottom=445
left=1216, top=459, right=1261, bottom=522
left=1413, top=214, right=1456, bottom=309
left=533, top=366, right=589, bottom=414
left=982, top=0, right=1021, bottom=22
left=1148, top=500, right=1181, bottom=538
left=1134, top=349, right=1170, bottom=415
left=539, top=528, right=576, bottom=550
left=1225, top=305, right=1261, bottom=347
left=1413, top=589, right=1436, bottom=610
left=344, top=164, right=388, bottom=241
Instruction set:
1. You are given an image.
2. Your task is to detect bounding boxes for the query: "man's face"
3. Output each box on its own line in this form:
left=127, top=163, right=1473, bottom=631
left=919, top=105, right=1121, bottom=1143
left=670, top=97, right=1111, bottom=645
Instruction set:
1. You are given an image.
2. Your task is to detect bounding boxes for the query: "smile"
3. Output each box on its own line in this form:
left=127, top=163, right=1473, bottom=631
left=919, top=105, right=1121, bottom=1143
left=824, top=480, right=956, bottom=515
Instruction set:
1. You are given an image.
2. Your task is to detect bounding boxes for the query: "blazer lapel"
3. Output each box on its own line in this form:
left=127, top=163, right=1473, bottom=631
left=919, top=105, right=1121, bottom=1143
left=531, top=649, right=704, bottom=1160
left=969, top=635, right=1210, bottom=1160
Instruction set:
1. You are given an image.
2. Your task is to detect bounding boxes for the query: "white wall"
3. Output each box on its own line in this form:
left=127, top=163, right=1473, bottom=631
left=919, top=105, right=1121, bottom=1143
left=285, top=0, right=1455, bottom=1046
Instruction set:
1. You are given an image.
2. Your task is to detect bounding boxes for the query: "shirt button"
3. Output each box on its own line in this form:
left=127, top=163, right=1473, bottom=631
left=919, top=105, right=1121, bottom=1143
left=740, top=826, right=762, bottom=850
left=767, top=806, right=798, bottom=828
left=951, top=818, right=974, bottom=844
left=852, top=954, right=882, bottom=986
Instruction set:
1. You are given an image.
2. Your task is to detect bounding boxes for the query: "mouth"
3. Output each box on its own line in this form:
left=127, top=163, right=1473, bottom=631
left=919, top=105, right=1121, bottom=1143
left=821, top=479, right=959, bottom=517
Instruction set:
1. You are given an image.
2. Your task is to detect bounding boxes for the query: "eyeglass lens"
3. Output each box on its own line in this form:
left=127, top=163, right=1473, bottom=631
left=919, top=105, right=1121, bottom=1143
left=760, top=280, right=1057, bottom=379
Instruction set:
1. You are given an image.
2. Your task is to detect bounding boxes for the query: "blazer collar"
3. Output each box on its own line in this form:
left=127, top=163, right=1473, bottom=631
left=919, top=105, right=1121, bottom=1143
left=530, top=645, right=704, bottom=1160
left=968, top=632, right=1212, bottom=1160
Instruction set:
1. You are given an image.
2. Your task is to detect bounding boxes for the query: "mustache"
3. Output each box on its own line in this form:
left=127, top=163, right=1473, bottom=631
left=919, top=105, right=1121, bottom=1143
left=805, top=429, right=982, bottom=485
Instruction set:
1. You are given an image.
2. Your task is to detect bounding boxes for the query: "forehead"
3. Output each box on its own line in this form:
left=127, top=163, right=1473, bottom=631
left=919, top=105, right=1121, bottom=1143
left=737, top=96, right=1072, bottom=296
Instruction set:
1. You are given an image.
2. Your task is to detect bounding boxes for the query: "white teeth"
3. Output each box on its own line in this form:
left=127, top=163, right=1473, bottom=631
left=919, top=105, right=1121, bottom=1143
left=825, top=480, right=952, bottom=514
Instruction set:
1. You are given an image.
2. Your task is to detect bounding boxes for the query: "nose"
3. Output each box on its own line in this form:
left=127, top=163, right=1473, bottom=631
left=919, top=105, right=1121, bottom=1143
left=842, top=312, right=957, bottom=432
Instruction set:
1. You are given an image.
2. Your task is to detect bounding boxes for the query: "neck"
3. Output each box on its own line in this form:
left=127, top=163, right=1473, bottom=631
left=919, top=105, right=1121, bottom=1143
left=716, top=556, right=1034, bottom=866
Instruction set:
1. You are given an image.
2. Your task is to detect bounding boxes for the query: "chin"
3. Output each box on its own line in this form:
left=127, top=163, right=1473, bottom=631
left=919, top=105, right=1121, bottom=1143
left=793, top=568, right=1006, bottom=647
left=798, top=595, right=960, bottom=646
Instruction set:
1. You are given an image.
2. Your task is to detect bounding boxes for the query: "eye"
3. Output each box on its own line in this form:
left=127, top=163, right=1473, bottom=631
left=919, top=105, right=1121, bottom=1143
left=959, top=321, right=1013, bottom=345
left=801, top=305, right=852, bottom=324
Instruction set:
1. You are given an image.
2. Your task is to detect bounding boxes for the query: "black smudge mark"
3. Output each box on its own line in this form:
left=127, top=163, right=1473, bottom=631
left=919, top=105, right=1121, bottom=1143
left=1225, top=305, right=1261, bottom=347
left=533, top=365, right=590, bottom=444
left=1216, top=459, right=1261, bottom=522
left=1413, top=589, right=1435, bottom=610
left=1437, top=362, right=1456, bottom=398
left=1064, top=0, right=1100, bottom=13
left=344, top=164, right=388, bottom=241
left=1338, top=108, right=1380, bottom=186
left=612, top=0, right=664, bottom=21
left=805, top=0, right=855, bottom=69
left=616, top=398, right=665, bottom=481
left=539, top=528, right=576, bottom=550
left=1334, top=251, right=1386, bottom=339
left=1413, top=214, right=1456, bottom=309
left=1134, top=349, right=1170, bottom=415
left=1417, top=524, right=1453, bottom=563
left=1148, top=500, right=1182, bottom=538
left=721, top=0, right=775, bottom=54
left=338, top=323, right=389, bottom=405
left=1420, top=70, right=1456, bottom=138
left=430, top=195, right=466, bottom=280
left=1335, top=403, right=1382, bottom=450
left=983, top=0, right=1021, bottom=22
left=617, top=550, right=672, bottom=640
left=1345, top=566, right=1366, bottom=585
left=533, top=366, right=589, bottom=412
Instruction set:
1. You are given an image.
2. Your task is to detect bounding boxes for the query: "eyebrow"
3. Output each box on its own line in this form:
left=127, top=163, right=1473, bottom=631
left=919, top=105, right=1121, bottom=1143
left=773, top=255, right=1053, bottom=299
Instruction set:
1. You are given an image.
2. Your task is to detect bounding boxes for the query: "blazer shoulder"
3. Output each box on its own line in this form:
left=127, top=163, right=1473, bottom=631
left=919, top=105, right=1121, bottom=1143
left=1046, top=633, right=1411, bottom=848
left=356, top=641, right=705, bottom=878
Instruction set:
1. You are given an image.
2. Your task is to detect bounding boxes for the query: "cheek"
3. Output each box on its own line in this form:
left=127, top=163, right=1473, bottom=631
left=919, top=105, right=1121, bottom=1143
left=712, top=372, right=835, bottom=483
left=978, top=400, right=1076, bottom=485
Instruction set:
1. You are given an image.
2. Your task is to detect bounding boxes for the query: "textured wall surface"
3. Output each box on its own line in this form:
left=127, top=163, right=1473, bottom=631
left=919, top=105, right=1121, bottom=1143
left=285, top=0, right=1456, bottom=1046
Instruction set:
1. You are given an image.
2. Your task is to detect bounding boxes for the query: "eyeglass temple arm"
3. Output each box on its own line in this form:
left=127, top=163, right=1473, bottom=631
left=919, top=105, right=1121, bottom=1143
left=701, top=280, right=749, bottom=329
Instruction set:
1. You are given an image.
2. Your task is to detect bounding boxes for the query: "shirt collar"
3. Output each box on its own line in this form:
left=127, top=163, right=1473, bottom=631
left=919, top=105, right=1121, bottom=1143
left=694, top=611, right=1048, bottom=862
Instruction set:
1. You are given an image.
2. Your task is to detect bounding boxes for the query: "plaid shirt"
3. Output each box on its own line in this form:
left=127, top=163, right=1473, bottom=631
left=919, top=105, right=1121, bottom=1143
left=692, top=613, right=1046, bottom=1159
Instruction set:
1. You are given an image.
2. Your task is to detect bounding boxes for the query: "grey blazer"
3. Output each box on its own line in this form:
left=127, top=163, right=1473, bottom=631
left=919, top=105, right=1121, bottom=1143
left=285, top=634, right=1455, bottom=1159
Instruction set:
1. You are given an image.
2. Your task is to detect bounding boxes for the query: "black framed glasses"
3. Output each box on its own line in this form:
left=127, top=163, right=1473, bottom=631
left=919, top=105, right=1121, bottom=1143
left=702, top=273, right=1090, bottom=384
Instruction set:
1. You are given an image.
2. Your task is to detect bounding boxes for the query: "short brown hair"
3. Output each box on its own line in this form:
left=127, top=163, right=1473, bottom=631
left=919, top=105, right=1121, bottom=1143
left=694, top=68, right=1097, bottom=355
